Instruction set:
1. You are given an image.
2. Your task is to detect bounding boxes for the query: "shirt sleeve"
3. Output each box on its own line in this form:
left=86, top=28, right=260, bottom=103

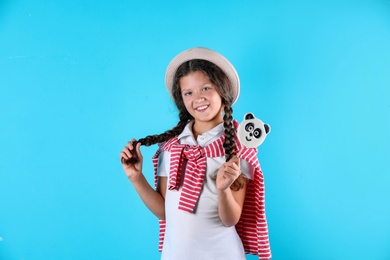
left=156, top=150, right=170, bottom=177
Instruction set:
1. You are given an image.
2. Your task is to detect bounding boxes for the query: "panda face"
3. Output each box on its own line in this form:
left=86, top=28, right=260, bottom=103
left=244, top=122, right=262, bottom=141
left=237, top=113, right=270, bottom=148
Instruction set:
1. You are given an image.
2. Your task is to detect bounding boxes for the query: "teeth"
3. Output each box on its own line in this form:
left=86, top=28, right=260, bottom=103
left=196, top=105, right=208, bottom=111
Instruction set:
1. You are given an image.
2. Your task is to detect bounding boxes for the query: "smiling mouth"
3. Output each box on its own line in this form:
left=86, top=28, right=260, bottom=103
left=246, top=136, right=252, bottom=141
left=195, top=105, right=209, bottom=111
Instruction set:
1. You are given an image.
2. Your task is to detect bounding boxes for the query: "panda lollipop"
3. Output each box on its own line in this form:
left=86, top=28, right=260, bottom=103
left=237, top=112, right=271, bottom=155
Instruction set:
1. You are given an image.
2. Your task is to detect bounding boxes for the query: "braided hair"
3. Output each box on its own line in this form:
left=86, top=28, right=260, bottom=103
left=126, top=59, right=246, bottom=190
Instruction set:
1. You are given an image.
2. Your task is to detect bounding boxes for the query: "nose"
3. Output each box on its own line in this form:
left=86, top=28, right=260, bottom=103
left=195, top=96, right=205, bottom=103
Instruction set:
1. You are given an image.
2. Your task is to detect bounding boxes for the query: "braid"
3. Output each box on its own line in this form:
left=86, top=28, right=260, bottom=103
left=139, top=110, right=192, bottom=146
left=137, top=121, right=185, bottom=147
left=124, top=111, right=192, bottom=164
left=223, top=105, right=248, bottom=191
left=223, top=105, right=236, bottom=162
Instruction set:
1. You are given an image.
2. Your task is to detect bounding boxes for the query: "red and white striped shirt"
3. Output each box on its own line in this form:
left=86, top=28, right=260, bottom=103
left=152, top=121, right=271, bottom=259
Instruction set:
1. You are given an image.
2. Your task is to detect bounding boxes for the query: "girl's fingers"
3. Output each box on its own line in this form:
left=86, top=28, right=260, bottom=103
left=127, top=138, right=137, bottom=149
left=119, top=138, right=140, bottom=165
left=124, top=138, right=138, bottom=155
left=225, top=156, right=240, bottom=169
left=120, top=152, right=128, bottom=163
left=223, top=162, right=241, bottom=178
left=120, top=150, right=128, bottom=158
left=225, top=162, right=239, bottom=173
left=232, top=162, right=239, bottom=170
left=123, top=146, right=132, bottom=157
left=135, top=142, right=142, bottom=159
left=232, top=156, right=240, bottom=167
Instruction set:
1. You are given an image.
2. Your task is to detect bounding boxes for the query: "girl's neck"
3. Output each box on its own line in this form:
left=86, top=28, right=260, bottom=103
left=192, top=119, right=223, bottom=139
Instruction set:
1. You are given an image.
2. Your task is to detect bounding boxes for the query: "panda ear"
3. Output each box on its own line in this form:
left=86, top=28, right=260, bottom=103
left=264, top=124, right=271, bottom=134
left=245, top=113, right=255, bottom=120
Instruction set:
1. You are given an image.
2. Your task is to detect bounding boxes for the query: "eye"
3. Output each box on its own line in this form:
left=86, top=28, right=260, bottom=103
left=245, top=123, right=254, bottom=132
left=253, top=128, right=262, bottom=139
left=202, top=86, right=211, bottom=91
left=183, top=91, right=192, bottom=96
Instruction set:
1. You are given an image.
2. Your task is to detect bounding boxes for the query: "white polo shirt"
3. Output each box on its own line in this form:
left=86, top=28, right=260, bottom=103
left=157, top=121, right=254, bottom=260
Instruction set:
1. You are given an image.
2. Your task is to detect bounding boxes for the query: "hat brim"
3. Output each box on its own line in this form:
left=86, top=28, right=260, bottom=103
left=165, top=47, right=240, bottom=104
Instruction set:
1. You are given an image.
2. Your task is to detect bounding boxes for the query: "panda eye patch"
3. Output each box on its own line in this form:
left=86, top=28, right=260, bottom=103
left=245, top=123, right=254, bottom=132
left=253, top=128, right=262, bottom=138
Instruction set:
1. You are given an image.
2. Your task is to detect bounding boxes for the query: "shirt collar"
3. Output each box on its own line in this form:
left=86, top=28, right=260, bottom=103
left=178, top=121, right=225, bottom=146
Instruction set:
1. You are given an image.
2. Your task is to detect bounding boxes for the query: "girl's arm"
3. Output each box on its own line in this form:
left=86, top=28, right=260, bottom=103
left=216, top=156, right=247, bottom=227
left=129, top=174, right=167, bottom=220
left=120, top=140, right=166, bottom=220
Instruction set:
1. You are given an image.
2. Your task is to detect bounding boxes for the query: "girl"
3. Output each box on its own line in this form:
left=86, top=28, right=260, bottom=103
left=120, top=47, right=271, bottom=259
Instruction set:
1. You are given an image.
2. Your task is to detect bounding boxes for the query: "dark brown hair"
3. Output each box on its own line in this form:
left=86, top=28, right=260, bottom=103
left=128, top=59, right=246, bottom=190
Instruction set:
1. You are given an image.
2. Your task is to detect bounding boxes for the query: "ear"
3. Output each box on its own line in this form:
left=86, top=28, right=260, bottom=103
left=264, top=124, right=271, bottom=134
left=245, top=113, right=255, bottom=120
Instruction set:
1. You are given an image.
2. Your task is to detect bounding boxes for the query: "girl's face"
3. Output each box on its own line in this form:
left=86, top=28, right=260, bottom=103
left=179, top=71, right=223, bottom=132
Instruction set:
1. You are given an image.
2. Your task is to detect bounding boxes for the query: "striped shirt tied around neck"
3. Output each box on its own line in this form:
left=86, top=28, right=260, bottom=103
left=152, top=120, right=272, bottom=259
left=167, top=134, right=225, bottom=213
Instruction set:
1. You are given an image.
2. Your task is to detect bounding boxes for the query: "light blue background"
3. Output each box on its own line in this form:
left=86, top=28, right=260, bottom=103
left=1, top=0, right=390, bottom=259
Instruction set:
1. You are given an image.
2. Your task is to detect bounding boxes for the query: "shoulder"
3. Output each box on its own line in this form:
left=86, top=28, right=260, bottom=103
left=159, top=136, right=179, bottom=151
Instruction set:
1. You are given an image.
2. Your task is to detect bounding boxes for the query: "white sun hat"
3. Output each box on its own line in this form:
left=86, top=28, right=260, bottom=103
left=165, top=47, right=240, bottom=104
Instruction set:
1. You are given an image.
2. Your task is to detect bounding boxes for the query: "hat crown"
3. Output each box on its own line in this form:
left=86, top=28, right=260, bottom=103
left=165, top=47, right=240, bottom=104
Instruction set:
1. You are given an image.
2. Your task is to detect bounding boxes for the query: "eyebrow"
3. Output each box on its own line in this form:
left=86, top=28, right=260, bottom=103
left=181, top=82, right=212, bottom=90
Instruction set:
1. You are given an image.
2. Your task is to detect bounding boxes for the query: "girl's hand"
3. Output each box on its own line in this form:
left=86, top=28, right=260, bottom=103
left=120, top=139, right=143, bottom=181
left=216, top=156, right=241, bottom=191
